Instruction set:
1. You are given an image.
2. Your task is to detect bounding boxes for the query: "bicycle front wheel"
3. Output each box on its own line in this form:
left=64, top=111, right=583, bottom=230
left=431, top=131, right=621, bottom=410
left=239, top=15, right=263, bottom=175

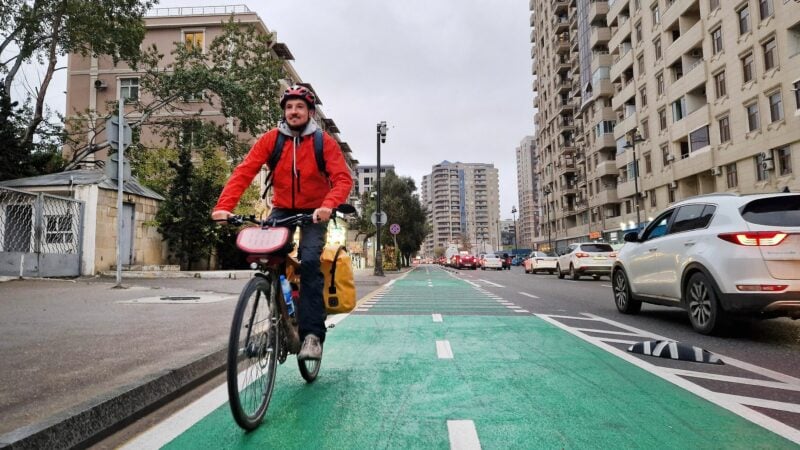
left=227, top=275, right=281, bottom=430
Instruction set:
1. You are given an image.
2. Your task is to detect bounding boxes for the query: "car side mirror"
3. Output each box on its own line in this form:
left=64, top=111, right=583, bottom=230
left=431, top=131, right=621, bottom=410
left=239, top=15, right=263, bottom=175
left=623, top=231, right=640, bottom=243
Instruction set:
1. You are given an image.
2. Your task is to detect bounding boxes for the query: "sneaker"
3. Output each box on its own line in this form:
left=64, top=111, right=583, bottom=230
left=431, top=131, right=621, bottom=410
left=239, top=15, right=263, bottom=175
left=298, top=334, right=323, bottom=361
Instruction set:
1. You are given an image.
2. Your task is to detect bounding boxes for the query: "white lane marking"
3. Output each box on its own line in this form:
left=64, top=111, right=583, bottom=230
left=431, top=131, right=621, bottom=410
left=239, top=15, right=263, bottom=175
left=545, top=314, right=601, bottom=321
left=718, top=394, right=800, bottom=414
left=355, top=308, right=370, bottom=312
left=448, top=420, right=482, bottom=450
left=506, top=306, right=522, bottom=309
left=499, top=302, right=515, bottom=306
left=514, top=309, right=530, bottom=313
left=537, top=314, right=800, bottom=444
left=601, top=284, right=612, bottom=288
left=465, top=280, right=481, bottom=288
left=385, top=279, right=397, bottom=287
left=665, top=369, right=800, bottom=392
left=432, top=314, right=443, bottom=323
left=572, top=328, right=643, bottom=337
left=519, top=292, right=540, bottom=299
left=581, top=313, right=800, bottom=387
left=478, top=279, right=504, bottom=288
left=436, top=340, right=454, bottom=359
left=597, top=337, right=641, bottom=345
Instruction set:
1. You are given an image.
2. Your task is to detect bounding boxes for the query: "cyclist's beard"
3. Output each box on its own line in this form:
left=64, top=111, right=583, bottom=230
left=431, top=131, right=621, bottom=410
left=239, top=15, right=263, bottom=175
left=286, top=116, right=309, bottom=132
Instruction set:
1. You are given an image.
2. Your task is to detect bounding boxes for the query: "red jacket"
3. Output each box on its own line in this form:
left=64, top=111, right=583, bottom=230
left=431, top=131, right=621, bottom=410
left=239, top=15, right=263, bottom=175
left=214, top=126, right=353, bottom=212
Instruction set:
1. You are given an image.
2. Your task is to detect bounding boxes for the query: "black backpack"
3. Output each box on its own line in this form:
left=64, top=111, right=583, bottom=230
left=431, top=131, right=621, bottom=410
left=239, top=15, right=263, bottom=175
left=262, top=129, right=326, bottom=198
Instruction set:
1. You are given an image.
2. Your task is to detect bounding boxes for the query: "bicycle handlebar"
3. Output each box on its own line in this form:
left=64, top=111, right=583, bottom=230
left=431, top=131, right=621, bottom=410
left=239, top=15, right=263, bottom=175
left=222, top=204, right=356, bottom=228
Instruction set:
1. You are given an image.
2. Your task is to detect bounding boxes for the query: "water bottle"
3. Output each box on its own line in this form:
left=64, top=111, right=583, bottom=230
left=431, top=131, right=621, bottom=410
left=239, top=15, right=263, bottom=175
left=279, top=275, right=295, bottom=317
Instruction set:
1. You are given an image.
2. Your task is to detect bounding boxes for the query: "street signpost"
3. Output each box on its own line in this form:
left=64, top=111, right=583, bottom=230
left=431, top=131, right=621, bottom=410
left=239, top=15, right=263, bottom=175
left=389, top=223, right=400, bottom=235
left=371, top=211, right=387, bottom=226
left=111, top=98, right=132, bottom=288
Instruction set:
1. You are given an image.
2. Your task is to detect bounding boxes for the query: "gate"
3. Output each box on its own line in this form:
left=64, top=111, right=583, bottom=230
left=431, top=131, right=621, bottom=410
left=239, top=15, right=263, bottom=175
left=0, top=186, right=85, bottom=277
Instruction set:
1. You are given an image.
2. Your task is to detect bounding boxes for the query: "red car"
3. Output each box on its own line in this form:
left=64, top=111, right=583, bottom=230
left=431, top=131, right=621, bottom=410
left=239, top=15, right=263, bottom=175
left=458, top=254, right=478, bottom=270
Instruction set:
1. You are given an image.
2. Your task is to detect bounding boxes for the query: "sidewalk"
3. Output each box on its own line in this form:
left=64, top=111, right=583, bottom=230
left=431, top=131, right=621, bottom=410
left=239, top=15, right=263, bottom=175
left=0, top=267, right=410, bottom=449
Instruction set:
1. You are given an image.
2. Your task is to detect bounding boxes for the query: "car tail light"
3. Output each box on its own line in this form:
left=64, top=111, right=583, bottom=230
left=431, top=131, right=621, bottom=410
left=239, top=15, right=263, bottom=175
left=736, top=284, right=788, bottom=292
left=718, top=231, right=788, bottom=246
left=609, top=253, right=617, bottom=258
left=575, top=252, right=590, bottom=258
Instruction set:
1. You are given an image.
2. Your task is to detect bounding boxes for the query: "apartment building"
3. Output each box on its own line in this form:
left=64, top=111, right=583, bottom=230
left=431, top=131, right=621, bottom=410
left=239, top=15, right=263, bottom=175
left=516, top=136, right=539, bottom=249
left=531, top=0, right=800, bottom=252
left=421, top=161, right=500, bottom=257
left=354, top=165, right=396, bottom=197
left=65, top=5, right=358, bottom=186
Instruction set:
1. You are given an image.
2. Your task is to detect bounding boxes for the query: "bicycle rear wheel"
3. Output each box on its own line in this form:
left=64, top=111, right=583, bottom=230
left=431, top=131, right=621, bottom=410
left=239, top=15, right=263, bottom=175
left=298, top=357, right=320, bottom=383
left=227, top=276, right=281, bottom=430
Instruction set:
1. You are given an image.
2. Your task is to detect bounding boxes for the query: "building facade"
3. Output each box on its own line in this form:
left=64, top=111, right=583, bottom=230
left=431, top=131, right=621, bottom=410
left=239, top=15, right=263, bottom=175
left=354, top=165, right=396, bottom=197
left=421, top=161, right=500, bottom=257
left=531, top=0, right=800, bottom=252
left=516, top=135, right=539, bottom=249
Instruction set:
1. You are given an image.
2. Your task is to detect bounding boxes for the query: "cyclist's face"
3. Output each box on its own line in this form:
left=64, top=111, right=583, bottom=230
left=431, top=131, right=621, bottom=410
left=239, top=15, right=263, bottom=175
left=284, top=99, right=311, bottom=128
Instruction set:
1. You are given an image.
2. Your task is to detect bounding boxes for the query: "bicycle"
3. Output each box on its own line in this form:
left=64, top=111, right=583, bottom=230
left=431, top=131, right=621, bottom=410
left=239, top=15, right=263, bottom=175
left=222, top=205, right=355, bottom=430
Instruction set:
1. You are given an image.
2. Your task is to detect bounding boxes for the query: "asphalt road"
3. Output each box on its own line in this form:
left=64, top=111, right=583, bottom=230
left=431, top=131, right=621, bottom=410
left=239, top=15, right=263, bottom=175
left=453, top=265, right=800, bottom=377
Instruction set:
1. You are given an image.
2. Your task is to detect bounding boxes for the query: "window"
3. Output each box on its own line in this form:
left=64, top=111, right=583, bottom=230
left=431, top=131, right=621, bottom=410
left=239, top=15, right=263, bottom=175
left=777, top=147, right=792, bottom=175
left=726, top=162, right=738, bottom=188
left=763, top=38, right=777, bottom=71
left=759, top=0, right=773, bottom=20
left=641, top=119, right=649, bottom=139
left=652, top=5, right=660, bottom=25
left=644, top=152, right=652, bottom=174
left=756, top=153, right=769, bottom=181
left=690, top=126, right=710, bottom=151
left=649, top=189, right=656, bottom=207
left=714, top=71, right=726, bottom=98
left=741, top=52, right=754, bottom=83
left=635, top=21, right=643, bottom=42
left=180, top=120, right=204, bottom=148
left=656, top=72, right=664, bottom=95
left=119, top=78, right=139, bottom=101
left=711, top=27, right=723, bottom=55
left=639, top=87, right=647, bottom=107
left=642, top=211, right=673, bottom=241
left=672, top=97, right=686, bottom=121
left=45, top=215, right=73, bottom=244
left=183, top=30, right=204, bottom=49
left=625, top=200, right=632, bottom=214
left=746, top=102, right=760, bottom=131
left=670, top=204, right=716, bottom=233
left=654, top=38, right=662, bottom=60
left=638, top=54, right=645, bottom=75
left=661, top=144, right=671, bottom=165
left=738, top=5, right=750, bottom=35
left=710, top=0, right=720, bottom=11
left=769, top=91, right=783, bottom=122
left=795, top=81, right=800, bottom=110
left=719, top=115, right=731, bottom=143
left=659, top=108, right=667, bottom=130
left=668, top=186, right=676, bottom=203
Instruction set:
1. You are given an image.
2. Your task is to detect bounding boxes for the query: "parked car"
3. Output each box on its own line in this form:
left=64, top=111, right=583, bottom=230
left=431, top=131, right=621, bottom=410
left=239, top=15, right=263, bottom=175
left=524, top=251, right=558, bottom=274
left=481, top=254, right=504, bottom=270
left=612, top=193, right=800, bottom=335
left=511, top=256, right=524, bottom=266
left=556, top=243, right=616, bottom=280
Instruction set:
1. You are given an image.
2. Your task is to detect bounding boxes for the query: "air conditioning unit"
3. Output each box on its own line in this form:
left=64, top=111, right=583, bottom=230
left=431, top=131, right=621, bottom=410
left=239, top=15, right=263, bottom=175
left=93, top=79, right=107, bottom=89
left=617, top=176, right=623, bottom=183
left=762, top=159, right=775, bottom=171
left=640, top=191, right=648, bottom=198
left=668, top=181, right=677, bottom=189
left=710, top=167, right=722, bottom=176
left=689, top=48, right=703, bottom=57
left=666, top=154, right=675, bottom=162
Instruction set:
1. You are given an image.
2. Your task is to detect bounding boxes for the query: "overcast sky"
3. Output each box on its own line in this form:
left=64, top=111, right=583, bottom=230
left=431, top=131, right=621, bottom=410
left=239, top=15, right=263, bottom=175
left=37, top=0, right=535, bottom=220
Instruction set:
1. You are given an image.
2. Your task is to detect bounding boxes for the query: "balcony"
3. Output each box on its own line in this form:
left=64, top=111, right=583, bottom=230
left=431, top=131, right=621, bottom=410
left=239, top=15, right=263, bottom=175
left=553, top=0, right=568, bottom=14
left=596, top=133, right=617, bottom=150
left=609, top=48, right=633, bottom=83
left=588, top=1, right=610, bottom=23
left=555, top=37, right=571, bottom=54
left=608, top=0, right=627, bottom=27
left=669, top=103, right=709, bottom=140
left=664, top=21, right=702, bottom=67
left=590, top=27, right=612, bottom=48
left=596, top=159, right=617, bottom=177
left=530, top=29, right=536, bottom=43
left=556, top=57, right=571, bottom=73
left=594, top=187, right=620, bottom=205
left=532, top=60, right=537, bottom=75
left=556, top=99, right=575, bottom=115
left=672, top=147, right=713, bottom=180
left=616, top=178, right=638, bottom=199
left=591, top=52, right=614, bottom=72
left=557, top=161, right=577, bottom=177
left=608, top=19, right=631, bottom=53
left=556, top=79, right=573, bottom=93
left=594, top=78, right=614, bottom=99
left=667, top=60, right=706, bottom=103
left=661, top=0, right=695, bottom=31
left=553, top=16, right=569, bottom=34
left=613, top=112, right=638, bottom=139
left=530, top=11, right=536, bottom=26
left=611, top=81, right=635, bottom=111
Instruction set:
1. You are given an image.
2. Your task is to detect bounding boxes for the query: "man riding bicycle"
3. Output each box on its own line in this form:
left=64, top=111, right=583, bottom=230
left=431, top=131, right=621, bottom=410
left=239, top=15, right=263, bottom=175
left=211, top=84, right=353, bottom=361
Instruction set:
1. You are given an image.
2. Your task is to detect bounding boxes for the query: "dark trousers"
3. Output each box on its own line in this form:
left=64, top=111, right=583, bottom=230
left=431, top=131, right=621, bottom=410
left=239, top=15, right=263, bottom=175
left=268, top=209, right=327, bottom=343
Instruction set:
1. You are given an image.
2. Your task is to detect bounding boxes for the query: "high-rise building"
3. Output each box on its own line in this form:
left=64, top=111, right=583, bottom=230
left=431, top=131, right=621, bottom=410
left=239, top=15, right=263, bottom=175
left=354, top=165, right=395, bottom=197
left=421, top=161, right=500, bottom=257
left=530, top=0, right=799, bottom=252
left=516, top=136, right=539, bottom=249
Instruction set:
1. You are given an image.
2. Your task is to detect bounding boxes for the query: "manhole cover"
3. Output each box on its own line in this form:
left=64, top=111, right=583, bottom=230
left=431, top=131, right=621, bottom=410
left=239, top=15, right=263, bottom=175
left=160, top=296, right=201, bottom=301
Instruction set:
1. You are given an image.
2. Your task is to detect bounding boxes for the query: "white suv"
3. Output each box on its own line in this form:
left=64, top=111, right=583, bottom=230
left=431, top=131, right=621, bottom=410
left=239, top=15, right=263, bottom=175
left=556, top=243, right=616, bottom=280
left=612, top=193, right=800, bottom=335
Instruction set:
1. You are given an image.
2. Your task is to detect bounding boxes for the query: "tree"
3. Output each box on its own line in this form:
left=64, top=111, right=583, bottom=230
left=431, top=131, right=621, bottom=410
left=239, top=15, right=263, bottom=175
left=1, top=0, right=154, bottom=162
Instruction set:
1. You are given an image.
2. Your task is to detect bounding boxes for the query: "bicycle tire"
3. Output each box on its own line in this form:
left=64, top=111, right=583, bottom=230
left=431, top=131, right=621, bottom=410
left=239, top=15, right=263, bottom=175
left=227, top=275, right=281, bottom=430
left=298, top=357, right=320, bottom=383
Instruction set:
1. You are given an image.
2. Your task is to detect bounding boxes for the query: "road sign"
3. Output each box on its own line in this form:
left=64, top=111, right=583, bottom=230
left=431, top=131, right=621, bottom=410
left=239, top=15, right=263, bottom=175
left=107, top=115, right=132, bottom=150
left=389, top=223, right=400, bottom=235
left=371, top=211, right=387, bottom=226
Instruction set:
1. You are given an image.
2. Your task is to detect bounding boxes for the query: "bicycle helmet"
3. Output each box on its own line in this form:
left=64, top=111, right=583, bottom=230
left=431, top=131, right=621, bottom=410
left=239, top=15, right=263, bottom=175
left=280, top=84, right=316, bottom=110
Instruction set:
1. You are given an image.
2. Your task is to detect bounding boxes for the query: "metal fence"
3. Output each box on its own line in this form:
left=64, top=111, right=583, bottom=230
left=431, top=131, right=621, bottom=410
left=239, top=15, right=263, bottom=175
left=0, top=186, right=84, bottom=277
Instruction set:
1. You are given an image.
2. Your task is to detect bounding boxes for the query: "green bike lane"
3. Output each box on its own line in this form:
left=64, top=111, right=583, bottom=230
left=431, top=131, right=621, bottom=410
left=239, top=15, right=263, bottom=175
left=137, top=267, right=796, bottom=449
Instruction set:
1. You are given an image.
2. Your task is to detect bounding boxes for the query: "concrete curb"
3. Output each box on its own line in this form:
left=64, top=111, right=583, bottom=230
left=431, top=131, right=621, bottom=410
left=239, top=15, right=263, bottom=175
left=0, top=347, right=226, bottom=450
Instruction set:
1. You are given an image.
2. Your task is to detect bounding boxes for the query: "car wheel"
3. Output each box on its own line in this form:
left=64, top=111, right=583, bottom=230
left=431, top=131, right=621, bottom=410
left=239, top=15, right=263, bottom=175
left=686, top=272, right=727, bottom=335
left=556, top=264, right=564, bottom=279
left=613, top=269, right=641, bottom=314
left=570, top=264, right=580, bottom=281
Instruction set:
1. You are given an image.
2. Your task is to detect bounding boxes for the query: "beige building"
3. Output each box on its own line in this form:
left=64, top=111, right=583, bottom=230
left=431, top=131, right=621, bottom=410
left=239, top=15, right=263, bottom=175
left=531, top=0, right=800, bottom=251
left=516, top=136, right=539, bottom=249
left=421, top=161, right=500, bottom=257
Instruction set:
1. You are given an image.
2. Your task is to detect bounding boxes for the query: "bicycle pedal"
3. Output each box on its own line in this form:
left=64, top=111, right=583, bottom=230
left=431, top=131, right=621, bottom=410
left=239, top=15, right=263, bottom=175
left=327, top=323, right=336, bottom=329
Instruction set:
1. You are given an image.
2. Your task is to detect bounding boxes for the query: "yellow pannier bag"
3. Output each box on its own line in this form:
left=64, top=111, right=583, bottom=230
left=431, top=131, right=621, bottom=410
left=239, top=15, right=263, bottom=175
left=320, top=245, right=356, bottom=314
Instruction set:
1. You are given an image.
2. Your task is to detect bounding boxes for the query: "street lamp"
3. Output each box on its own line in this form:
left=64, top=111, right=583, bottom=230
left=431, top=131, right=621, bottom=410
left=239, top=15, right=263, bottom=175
left=543, top=185, right=552, bottom=252
left=511, top=206, right=518, bottom=257
left=374, top=121, right=388, bottom=276
left=623, top=129, right=645, bottom=230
